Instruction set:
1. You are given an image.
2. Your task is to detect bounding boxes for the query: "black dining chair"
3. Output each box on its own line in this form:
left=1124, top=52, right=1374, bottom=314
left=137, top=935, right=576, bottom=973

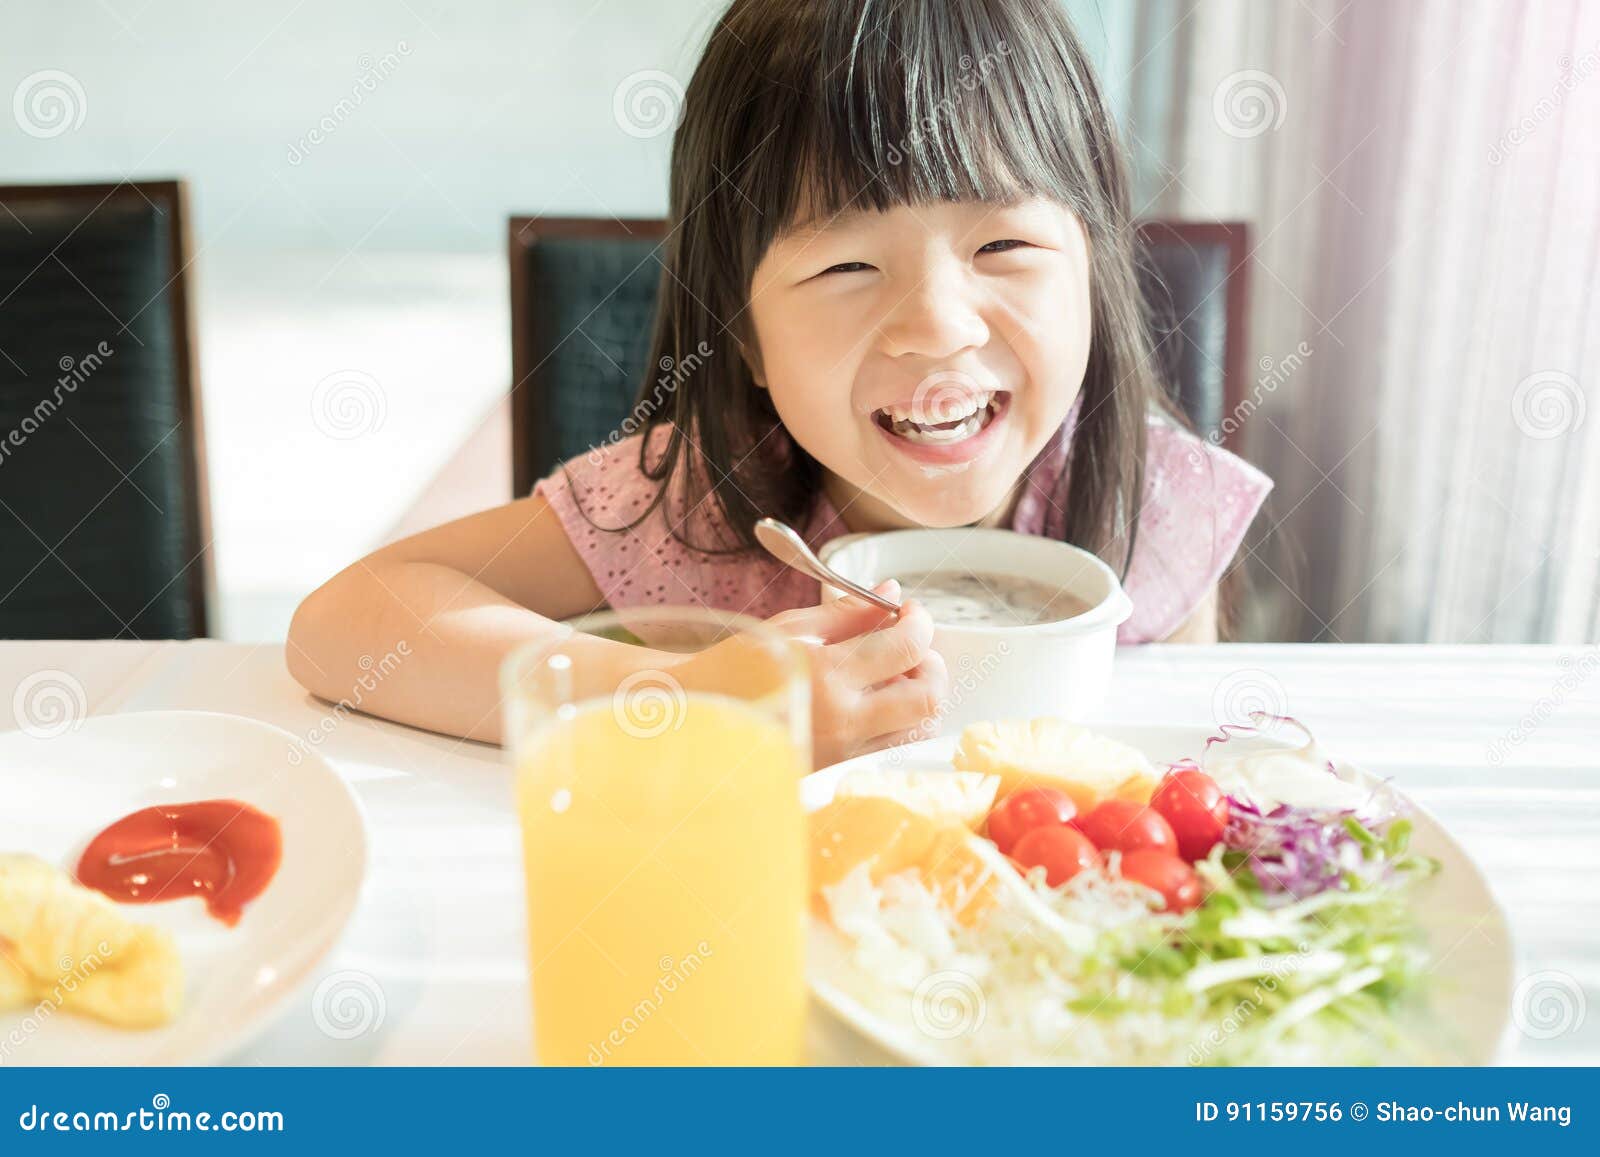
left=0, top=180, right=211, bottom=639
left=507, top=217, right=669, bottom=498
left=507, top=216, right=1251, bottom=495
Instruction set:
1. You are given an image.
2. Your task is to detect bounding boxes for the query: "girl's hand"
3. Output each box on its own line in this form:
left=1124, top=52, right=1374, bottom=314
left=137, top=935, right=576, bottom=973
left=769, top=580, right=949, bottom=768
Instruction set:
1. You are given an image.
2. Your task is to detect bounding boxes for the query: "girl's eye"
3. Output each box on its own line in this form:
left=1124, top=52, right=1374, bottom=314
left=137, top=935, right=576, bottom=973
left=977, top=239, right=1028, bottom=255
left=819, top=261, right=873, bottom=275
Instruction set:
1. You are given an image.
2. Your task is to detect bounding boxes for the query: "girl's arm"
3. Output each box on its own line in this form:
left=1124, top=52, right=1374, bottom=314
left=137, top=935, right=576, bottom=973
left=288, top=493, right=948, bottom=760
left=286, top=492, right=639, bottom=743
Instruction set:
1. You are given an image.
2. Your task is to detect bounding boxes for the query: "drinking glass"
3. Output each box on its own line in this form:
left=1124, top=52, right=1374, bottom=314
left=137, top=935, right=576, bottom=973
left=502, top=607, right=810, bottom=1065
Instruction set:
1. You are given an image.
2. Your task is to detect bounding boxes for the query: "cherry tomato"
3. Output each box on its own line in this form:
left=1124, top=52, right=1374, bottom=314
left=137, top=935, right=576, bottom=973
left=1150, top=769, right=1230, bottom=861
left=1010, top=825, right=1102, bottom=887
left=1073, top=799, right=1177, bottom=856
left=1118, top=849, right=1204, bottom=913
left=985, top=787, right=1076, bottom=856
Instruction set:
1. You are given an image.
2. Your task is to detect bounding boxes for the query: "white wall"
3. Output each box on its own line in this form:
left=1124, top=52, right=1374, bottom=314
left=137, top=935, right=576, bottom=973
left=4, top=0, right=729, bottom=249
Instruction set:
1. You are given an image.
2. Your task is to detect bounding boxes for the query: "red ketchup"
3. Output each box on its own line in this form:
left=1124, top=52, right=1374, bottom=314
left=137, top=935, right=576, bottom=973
left=76, top=800, right=282, bottom=927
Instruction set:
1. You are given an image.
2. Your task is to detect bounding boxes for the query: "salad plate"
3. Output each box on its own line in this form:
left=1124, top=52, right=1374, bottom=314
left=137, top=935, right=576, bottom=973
left=802, top=721, right=1513, bottom=1066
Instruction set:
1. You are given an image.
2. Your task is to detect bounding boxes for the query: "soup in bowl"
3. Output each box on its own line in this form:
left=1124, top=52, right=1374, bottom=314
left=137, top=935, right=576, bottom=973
left=817, top=528, right=1132, bottom=733
left=892, top=570, right=1094, bottom=627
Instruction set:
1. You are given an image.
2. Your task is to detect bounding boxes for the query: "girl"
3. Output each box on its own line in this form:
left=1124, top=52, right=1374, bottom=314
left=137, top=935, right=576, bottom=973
left=288, top=0, right=1271, bottom=767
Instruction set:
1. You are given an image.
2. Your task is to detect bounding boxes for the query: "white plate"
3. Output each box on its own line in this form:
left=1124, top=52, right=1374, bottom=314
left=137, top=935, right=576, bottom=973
left=0, top=710, right=367, bottom=1064
left=802, top=725, right=1515, bottom=1066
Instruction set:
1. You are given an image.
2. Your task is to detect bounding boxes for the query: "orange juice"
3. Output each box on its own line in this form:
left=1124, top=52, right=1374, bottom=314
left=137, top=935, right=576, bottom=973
left=516, top=693, right=807, bottom=1065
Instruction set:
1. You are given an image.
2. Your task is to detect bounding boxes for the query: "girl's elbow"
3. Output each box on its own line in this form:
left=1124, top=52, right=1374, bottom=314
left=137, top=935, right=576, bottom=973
left=285, top=581, right=341, bottom=698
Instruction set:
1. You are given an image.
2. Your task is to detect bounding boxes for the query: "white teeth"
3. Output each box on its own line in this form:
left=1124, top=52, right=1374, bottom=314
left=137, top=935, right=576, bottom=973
left=884, top=390, right=992, bottom=425
left=899, top=413, right=984, bottom=443
left=878, top=395, right=1001, bottom=445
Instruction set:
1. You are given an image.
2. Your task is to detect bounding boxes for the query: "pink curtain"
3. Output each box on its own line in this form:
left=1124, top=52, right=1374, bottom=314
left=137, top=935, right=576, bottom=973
left=1125, top=0, right=1600, bottom=642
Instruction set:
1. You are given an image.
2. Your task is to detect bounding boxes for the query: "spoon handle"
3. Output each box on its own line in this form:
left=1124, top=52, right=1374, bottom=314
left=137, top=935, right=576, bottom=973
left=753, top=517, right=901, bottom=613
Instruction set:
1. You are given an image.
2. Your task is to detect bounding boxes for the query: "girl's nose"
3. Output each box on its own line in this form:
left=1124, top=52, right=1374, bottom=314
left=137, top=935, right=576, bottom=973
left=876, top=272, right=990, bottom=360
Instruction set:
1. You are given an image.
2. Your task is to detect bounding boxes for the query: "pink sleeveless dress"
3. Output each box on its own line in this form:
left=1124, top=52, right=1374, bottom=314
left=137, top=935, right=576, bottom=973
left=535, top=414, right=1271, bottom=643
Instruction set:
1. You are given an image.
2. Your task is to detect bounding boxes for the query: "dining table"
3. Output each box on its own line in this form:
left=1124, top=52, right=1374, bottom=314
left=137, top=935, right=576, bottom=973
left=1, top=639, right=1595, bottom=1066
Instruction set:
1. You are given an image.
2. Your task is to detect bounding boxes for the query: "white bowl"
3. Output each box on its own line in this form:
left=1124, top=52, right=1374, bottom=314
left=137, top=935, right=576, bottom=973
left=818, top=528, right=1132, bottom=730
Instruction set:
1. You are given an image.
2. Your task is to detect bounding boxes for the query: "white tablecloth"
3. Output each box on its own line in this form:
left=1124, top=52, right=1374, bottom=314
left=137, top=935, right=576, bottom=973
left=2, top=641, right=1595, bottom=1065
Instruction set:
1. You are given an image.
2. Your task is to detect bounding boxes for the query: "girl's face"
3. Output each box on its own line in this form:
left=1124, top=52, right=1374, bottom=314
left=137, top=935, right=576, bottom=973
left=747, top=197, right=1091, bottom=530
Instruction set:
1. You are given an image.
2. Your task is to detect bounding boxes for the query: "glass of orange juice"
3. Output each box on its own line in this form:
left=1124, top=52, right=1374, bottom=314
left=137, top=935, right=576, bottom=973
left=502, top=607, right=810, bottom=1066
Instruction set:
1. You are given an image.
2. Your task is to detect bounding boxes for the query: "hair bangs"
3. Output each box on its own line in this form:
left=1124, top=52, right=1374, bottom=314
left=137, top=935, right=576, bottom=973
left=746, top=0, right=1093, bottom=240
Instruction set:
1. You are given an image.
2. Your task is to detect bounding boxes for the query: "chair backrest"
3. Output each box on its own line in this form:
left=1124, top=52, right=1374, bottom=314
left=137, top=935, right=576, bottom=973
left=0, top=180, right=211, bottom=638
left=508, top=216, right=1249, bottom=495
left=1133, top=221, right=1250, bottom=447
left=508, top=217, right=669, bottom=498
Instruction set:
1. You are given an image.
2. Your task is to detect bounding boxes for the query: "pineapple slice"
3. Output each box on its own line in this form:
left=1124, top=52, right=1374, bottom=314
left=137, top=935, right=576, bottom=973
left=953, top=718, right=1157, bottom=814
left=829, top=768, right=999, bottom=830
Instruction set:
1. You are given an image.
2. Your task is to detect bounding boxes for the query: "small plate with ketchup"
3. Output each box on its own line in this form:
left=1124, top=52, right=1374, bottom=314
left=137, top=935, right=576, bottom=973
left=0, top=709, right=367, bottom=1064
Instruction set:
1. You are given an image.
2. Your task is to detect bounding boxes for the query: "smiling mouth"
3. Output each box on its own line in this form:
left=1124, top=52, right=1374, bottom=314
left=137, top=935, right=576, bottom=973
left=872, top=390, right=1009, bottom=445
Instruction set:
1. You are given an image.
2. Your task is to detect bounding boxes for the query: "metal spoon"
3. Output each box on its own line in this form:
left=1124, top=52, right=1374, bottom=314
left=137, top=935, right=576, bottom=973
left=754, top=517, right=901, bottom=613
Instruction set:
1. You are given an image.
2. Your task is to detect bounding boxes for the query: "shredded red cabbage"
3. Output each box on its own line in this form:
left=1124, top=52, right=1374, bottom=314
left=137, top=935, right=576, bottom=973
left=1189, top=713, right=1405, bottom=901
left=1223, top=796, right=1364, bottom=897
